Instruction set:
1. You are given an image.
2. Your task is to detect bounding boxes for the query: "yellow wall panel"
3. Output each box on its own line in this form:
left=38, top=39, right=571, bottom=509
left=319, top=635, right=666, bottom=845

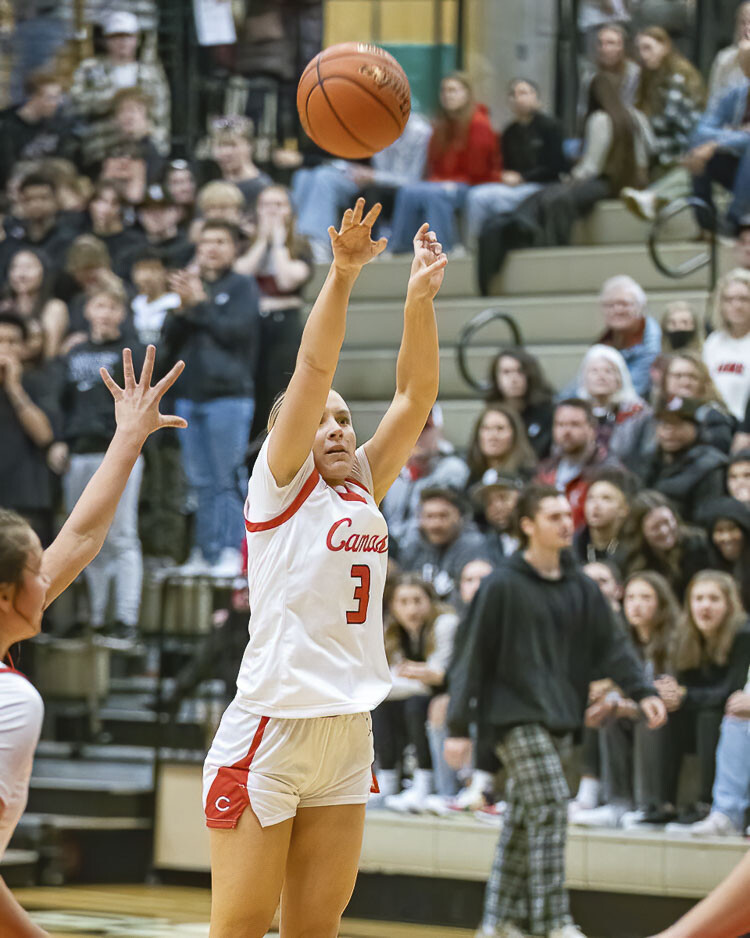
left=324, top=0, right=375, bottom=47
left=380, top=1, right=435, bottom=42
left=324, top=0, right=457, bottom=47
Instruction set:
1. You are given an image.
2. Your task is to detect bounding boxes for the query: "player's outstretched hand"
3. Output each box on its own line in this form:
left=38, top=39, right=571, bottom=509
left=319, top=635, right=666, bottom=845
left=328, top=197, right=387, bottom=274
left=100, top=345, right=188, bottom=444
left=407, top=222, right=448, bottom=301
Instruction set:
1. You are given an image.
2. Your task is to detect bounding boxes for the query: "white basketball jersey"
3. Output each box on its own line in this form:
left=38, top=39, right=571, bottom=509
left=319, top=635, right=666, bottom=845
left=236, top=436, right=392, bottom=718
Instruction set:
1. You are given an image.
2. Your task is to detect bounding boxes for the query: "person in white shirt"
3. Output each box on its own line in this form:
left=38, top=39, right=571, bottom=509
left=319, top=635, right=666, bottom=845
left=0, top=345, right=186, bottom=937
left=703, top=269, right=750, bottom=421
left=203, top=199, right=446, bottom=938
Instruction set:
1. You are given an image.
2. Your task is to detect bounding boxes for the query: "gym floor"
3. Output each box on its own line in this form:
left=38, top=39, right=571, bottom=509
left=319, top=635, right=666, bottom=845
left=14, top=885, right=475, bottom=937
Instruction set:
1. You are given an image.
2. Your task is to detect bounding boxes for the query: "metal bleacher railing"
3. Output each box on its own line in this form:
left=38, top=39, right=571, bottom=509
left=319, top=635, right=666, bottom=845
left=648, top=196, right=719, bottom=294
left=456, top=308, right=523, bottom=392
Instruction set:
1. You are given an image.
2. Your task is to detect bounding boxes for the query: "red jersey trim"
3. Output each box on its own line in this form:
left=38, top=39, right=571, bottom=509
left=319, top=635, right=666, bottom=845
left=245, top=469, right=320, bottom=532
left=205, top=715, right=270, bottom=830
left=344, top=477, right=370, bottom=496
left=335, top=486, right=368, bottom=504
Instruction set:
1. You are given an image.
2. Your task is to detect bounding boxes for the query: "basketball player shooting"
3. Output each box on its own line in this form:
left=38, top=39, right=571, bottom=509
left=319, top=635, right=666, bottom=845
left=203, top=198, right=447, bottom=937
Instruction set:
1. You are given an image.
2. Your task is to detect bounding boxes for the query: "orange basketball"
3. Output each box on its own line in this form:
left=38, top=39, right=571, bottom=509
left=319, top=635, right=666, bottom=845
left=297, top=42, right=411, bottom=159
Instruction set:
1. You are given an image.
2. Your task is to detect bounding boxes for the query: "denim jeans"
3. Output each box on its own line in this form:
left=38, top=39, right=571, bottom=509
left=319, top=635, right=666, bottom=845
left=692, top=140, right=750, bottom=231
left=291, top=164, right=359, bottom=259
left=465, top=181, right=543, bottom=243
left=389, top=181, right=469, bottom=253
left=712, top=715, right=750, bottom=831
left=175, top=397, right=254, bottom=564
left=63, top=453, right=144, bottom=628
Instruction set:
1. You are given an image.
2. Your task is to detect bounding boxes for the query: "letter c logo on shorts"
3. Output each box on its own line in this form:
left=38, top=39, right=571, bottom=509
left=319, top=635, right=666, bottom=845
left=215, top=796, right=231, bottom=812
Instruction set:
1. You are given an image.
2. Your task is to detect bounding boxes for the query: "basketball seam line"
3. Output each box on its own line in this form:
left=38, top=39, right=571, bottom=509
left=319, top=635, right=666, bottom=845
left=314, top=53, right=377, bottom=153
left=323, top=73, right=405, bottom=130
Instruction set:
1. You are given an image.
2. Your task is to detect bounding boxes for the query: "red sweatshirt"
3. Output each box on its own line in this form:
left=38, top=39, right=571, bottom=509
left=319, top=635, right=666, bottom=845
left=427, top=104, right=502, bottom=185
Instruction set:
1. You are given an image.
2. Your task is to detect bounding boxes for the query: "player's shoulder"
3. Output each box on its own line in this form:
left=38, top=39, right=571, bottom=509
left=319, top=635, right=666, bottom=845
left=0, top=672, right=44, bottom=727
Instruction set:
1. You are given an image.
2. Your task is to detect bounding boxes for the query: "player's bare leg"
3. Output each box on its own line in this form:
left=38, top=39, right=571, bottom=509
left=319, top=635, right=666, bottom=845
left=208, top=809, right=293, bottom=938
left=280, top=803, right=367, bottom=937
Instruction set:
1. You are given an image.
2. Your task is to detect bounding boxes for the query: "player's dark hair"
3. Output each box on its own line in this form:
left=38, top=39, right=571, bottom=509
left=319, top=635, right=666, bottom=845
left=513, top=483, right=562, bottom=547
left=0, top=509, right=33, bottom=587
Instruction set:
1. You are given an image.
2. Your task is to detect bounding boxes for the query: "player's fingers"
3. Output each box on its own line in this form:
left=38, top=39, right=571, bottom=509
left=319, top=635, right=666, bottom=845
left=139, top=344, right=156, bottom=388
left=431, top=241, right=443, bottom=255
left=373, top=236, right=388, bottom=255
left=426, top=254, right=448, bottom=273
left=351, top=197, right=365, bottom=226
left=154, top=359, right=185, bottom=396
left=427, top=229, right=437, bottom=242
left=340, top=207, right=354, bottom=231
left=362, top=201, right=382, bottom=228
left=327, top=226, right=338, bottom=242
left=160, top=415, right=189, bottom=429
left=122, top=347, right=136, bottom=388
left=99, top=367, right=123, bottom=399
left=413, top=222, right=430, bottom=243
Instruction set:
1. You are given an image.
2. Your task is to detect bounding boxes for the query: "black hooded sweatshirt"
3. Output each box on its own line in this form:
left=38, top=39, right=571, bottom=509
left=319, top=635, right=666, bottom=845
left=698, top=496, right=750, bottom=613
left=446, top=551, right=656, bottom=740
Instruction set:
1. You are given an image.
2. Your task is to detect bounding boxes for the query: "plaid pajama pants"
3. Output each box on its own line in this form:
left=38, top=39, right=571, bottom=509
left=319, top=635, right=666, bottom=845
left=482, top=723, right=573, bottom=936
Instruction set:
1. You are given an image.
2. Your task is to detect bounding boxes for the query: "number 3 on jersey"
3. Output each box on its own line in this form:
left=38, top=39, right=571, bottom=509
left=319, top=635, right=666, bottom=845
left=347, top=564, right=371, bottom=624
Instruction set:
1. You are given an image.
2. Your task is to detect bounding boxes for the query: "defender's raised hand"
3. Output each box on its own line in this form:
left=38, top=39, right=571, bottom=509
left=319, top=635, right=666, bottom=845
left=100, top=345, right=188, bottom=442
left=407, top=222, right=448, bottom=301
left=328, top=197, right=388, bottom=274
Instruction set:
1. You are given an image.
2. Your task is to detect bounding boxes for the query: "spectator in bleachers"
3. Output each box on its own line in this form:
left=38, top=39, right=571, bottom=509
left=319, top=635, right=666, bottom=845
left=62, top=235, right=120, bottom=344
left=388, top=73, right=501, bottom=255
left=689, top=42, right=750, bottom=235
left=571, top=570, right=681, bottom=829
left=573, top=471, right=631, bottom=569
left=465, top=403, right=537, bottom=489
left=620, top=27, right=705, bottom=220
left=583, top=558, right=625, bottom=613
left=676, top=671, right=750, bottom=836
left=660, top=300, right=702, bottom=355
left=86, top=180, right=146, bottom=278
left=291, top=110, right=433, bottom=263
left=578, top=24, right=641, bottom=127
left=5, top=171, right=83, bottom=264
left=99, top=141, right=149, bottom=208
left=575, top=344, right=651, bottom=452
left=698, top=497, right=750, bottom=612
left=465, top=78, right=565, bottom=244
left=234, top=184, right=311, bottom=438
left=3, top=248, right=67, bottom=360
left=130, top=251, right=180, bottom=346
left=209, top=116, right=272, bottom=213
left=486, top=347, right=556, bottom=460
left=0, top=313, right=57, bottom=547
left=0, top=69, right=65, bottom=188
left=52, top=283, right=146, bottom=638
left=578, top=1, right=632, bottom=57
left=708, top=1, right=750, bottom=99
left=122, top=184, right=194, bottom=273
left=703, top=269, right=750, bottom=422
left=163, top=220, right=261, bottom=578
left=194, top=180, right=245, bottom=229
left=634, top=396, right=726, bottom=522
left=536, top=398, right=622, bottom=529
left=111, top=87, right=165, bottom=185
left=395, top=486, right=489, bottom=604
left=623, top=490, right=711, bottom=600
left=735, top=217, right=750, bottom=270
left=381, top=406, right=470, bottom=543
left=596, top=274, right=661, bottom=397
left=163, top=159, right=197, bottom=229
left=469, top=469, right=523, bottom=565
left=70, top=11, right=171, bottom=167
left=727, top=449, right=750, bottom=506
left=373, top=574, right=459, bottom=812
left=655, top=571, right=750, bottom=824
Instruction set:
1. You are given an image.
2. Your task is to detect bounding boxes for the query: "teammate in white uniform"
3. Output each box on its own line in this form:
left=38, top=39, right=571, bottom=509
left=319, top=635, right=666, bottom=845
left=204, top=199, right=447, bottom=938
left=0, top=346, right=186, bottom=937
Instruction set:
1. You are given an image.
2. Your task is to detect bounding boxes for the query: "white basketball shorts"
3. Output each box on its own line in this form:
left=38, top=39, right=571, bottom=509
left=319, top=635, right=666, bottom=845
left=203, top=697, right=377, bottom=829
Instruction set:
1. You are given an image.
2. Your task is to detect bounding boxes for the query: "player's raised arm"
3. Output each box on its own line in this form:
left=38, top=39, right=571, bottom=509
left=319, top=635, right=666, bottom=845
left=42, top=346, right=186, bottom=606
left=364, top=223, right=447, bottom=503
left=267, top=197, right=386, bottom=486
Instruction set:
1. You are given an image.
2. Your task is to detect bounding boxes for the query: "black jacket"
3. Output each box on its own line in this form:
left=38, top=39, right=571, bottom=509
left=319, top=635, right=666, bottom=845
left=161, top=268, right=261, bottom=402
left=698, top=497, right=750, bottom=612
left=638, top=443, right=727, bottom=523
left=446, top=551, right=655, bottom=739
left=501, top=113, right=566, bottom=183
left=678, top=625, right=750, bottom=711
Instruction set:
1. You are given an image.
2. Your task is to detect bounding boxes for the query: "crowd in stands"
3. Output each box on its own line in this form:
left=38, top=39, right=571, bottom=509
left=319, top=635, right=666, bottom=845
left=1, top=1, right=750, bottom=847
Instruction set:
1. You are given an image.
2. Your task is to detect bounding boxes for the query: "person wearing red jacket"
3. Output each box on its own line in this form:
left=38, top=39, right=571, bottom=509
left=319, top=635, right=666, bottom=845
left=389, top=73, right=501, bottom=253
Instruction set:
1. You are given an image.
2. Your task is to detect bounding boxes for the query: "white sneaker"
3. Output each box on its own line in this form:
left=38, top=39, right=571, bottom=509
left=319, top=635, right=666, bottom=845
left=424, top=794, right=454, bottom=816
left=666, top=811, right=739, bottom=837
left=476, top=923, right=527, bottom=938
left=549, top=925, right=588, bottom=938
left=174, top=547, right=210, bottom=576
left=567, top=798, right=596, bottom=822
left=384, top=787, right=428, bottom=814
left=621, top=187, right=657, bottom=221
left=569, top=803, right=625, bottom=828
left=210, top=547, right=243, bottom=579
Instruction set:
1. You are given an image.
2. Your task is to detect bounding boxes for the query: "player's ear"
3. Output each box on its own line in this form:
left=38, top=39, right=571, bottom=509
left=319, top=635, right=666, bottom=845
left=0, top=582, right=17, bottom=614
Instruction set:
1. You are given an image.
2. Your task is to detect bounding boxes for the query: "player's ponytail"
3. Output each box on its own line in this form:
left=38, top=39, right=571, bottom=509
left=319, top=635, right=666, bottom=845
left=0, top=509, right=33, bottom=587
left=267, top=390, right=287, bottom=433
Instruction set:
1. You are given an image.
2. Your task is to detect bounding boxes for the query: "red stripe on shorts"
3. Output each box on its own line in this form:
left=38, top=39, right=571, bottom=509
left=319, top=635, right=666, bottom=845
left=245, top=468, right=320, bottom=532
left=205, top=715, right=270, bottom=829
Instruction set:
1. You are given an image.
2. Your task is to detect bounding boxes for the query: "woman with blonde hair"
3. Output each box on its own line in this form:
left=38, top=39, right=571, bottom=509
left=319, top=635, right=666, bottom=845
left=703, top=268, right=750, bottom=421
left=372, top=574, right=459, bottom=812
left=660, top=301, right=702, bottom=355
left=708, top=0, right=750, bottom=98
left=465, top=402, right=537, bottom=488
left=654, top=570, right=750, bottom=822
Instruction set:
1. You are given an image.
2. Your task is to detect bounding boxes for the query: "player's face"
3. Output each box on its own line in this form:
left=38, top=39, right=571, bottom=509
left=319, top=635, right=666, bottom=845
left=0, top=532, right=49, bottom=644
left=313, top=390, right=356, bottom=484
left=522, top=495, right=574, bottom=551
